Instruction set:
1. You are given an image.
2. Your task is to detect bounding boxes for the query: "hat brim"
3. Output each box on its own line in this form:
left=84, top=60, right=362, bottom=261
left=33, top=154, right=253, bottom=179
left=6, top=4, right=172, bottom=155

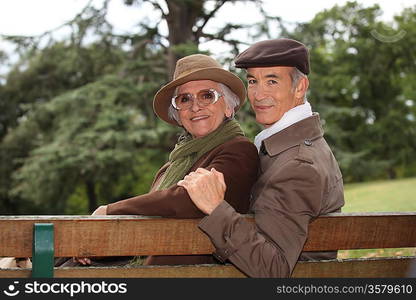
left=153, top=68, right=246, bottom=126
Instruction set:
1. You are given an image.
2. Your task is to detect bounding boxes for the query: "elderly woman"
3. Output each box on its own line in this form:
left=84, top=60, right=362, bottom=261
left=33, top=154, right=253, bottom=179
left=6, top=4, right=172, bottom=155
left=66, top=54, right=259, bottom=266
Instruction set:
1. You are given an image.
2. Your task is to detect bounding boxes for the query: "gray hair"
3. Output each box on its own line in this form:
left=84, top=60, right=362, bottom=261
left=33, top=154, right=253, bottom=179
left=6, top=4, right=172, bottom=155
left=168, top=83, right=240, bottom=124
left=289, top=67, right=307, bottom=102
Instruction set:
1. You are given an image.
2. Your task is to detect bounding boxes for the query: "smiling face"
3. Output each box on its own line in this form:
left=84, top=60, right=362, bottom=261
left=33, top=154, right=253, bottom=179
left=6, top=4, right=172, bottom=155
left=246, top=66, right=307, bottom=128
left=177, top=80, right=232, bottom=138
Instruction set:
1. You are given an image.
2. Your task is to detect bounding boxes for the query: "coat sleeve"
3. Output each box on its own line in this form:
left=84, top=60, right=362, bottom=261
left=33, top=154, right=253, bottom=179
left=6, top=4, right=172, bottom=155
left=106, top=139, right=258, bottom=218
left=198, top=159, right=323, bottom=277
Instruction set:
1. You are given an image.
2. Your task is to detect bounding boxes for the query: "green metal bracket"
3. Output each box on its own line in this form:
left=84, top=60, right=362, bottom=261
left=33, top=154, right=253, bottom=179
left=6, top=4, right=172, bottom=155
left=32, top=223, right=54, bottom=278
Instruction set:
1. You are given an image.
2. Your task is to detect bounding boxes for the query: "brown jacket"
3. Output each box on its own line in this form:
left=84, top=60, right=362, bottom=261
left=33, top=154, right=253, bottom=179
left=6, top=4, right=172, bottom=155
left=199, top=114, right=344, bottom=277
left=107, top=135, right=259, bottom=265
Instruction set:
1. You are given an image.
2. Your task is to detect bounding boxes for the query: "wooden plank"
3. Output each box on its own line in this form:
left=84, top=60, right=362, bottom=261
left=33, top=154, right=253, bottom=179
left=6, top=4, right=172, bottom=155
left=292, top=256, right=416, bottom=278
left=55, top=264, right=247, bottom=278
left=0, top=269, right=31, bottom=278
left=0, top=216, right=215, bottom=257
left=305, top=213, right=416, bottom=251
left=0, top=264, right=246, bottom=278
left=0, top=213, right=415, bottom=257
left=2, top=257, right=415, bottom=278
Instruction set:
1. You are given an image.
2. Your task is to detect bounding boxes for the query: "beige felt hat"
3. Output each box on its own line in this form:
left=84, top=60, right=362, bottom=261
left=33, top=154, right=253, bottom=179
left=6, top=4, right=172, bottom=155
left=153, top=54, right=246, bottom=125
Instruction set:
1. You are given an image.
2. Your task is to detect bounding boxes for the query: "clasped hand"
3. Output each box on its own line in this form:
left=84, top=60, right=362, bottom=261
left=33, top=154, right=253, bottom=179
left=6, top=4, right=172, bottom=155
left=178, top=167, right=226, bottom=215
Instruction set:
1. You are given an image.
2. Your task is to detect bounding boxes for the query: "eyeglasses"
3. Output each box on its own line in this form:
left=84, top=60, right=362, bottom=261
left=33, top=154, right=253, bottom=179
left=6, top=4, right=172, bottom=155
left=171, top=88, right=223, bottom=111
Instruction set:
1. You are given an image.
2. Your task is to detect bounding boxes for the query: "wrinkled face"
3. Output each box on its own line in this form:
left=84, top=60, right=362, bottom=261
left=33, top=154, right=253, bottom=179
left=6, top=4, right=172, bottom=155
left=246, top=66, right=304, bottom=128
left=177, top=80, right=232, bottom=138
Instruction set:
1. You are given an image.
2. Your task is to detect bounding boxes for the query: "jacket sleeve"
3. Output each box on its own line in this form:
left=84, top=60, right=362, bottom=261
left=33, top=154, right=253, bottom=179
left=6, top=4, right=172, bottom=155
left=106, top=140, right=258, bottom=218
left=198, top=159, right=323, bottom=277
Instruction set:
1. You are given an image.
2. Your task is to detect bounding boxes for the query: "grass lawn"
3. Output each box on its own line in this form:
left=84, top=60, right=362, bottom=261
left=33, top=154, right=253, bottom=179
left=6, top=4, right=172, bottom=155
left=343, top=177, right=416, bottom=212
left=338, top=177, right=416, bottom=259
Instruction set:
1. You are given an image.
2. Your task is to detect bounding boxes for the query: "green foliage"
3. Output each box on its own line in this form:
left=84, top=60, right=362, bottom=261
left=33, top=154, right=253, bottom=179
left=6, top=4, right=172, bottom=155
left=64, top=148, right=165, bottom=214
left=291, top=2, right=416, bottom=182
left=170, top=42, right=202, bottom=58
left=6, top=75, right=175, bottom=213
left=1, top=1, right=415, bottom=214
left=0, top=40, right=124, bottom=139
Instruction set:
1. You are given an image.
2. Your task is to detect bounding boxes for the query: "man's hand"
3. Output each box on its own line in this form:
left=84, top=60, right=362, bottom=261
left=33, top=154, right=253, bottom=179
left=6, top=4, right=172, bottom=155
left=74, top=205, right=108, bottom=265
left=178, top=167, right=226, bottom=215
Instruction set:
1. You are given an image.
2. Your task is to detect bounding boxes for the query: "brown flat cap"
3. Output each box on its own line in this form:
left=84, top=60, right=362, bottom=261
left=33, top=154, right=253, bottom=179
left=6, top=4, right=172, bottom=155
left=234, top=38, right=310, bottom=75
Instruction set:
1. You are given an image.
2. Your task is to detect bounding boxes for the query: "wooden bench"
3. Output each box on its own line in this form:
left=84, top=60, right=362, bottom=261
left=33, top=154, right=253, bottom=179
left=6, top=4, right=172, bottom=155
left=0, top=212, right=415, bottom=278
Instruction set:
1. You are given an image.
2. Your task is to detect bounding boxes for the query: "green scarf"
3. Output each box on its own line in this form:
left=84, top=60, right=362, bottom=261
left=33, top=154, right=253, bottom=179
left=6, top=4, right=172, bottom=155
left=156, top=119, right=244, bottom=190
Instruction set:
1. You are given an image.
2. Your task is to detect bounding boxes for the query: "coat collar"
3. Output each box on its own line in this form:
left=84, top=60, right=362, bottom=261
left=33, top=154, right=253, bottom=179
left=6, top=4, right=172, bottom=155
left=262, top=113, right=323, bottom=156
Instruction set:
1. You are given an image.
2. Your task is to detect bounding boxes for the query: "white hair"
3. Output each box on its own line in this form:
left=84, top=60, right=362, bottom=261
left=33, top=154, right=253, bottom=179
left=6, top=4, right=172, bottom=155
left=289, top=67, right=307, bottom=102
left=168, top=83, right=240, bottom=124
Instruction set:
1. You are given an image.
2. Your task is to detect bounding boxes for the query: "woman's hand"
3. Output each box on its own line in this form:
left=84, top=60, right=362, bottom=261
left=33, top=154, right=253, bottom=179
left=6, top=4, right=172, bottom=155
left=73, top=205, right=109, bottom=265
left=72, top=257, right=91, bottom=265
left=92, top=205, right=108, bottom=216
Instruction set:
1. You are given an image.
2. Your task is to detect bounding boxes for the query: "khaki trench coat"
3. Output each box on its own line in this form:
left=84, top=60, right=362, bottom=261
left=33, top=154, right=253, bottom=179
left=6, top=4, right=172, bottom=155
left=199, top=114, right=344, bottom=277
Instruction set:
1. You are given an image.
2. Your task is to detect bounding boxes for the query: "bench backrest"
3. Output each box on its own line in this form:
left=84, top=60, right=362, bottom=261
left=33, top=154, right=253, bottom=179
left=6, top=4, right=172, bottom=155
left=0, top=212, right=415, bottom=277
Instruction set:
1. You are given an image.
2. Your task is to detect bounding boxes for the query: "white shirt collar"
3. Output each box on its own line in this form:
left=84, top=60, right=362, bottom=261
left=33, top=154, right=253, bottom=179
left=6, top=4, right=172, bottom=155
left=254, top=100, right=313, bottom=151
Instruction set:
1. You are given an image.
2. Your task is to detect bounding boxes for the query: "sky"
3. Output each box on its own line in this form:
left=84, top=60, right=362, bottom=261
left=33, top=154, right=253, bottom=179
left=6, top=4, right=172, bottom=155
left=0, top=0, right=414, bottom=59
left=0, top=0, right=414, bottom=35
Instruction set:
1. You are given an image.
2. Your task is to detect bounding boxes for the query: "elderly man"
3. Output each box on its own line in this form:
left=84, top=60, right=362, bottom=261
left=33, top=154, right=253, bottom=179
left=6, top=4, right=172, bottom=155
left=178, top=39, right=344, bottom=277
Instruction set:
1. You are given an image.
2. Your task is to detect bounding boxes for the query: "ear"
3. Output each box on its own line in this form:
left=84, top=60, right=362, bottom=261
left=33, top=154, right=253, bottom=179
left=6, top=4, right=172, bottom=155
left=225, top=106, right=233, bottom=118
left=295, top=76, right=309, bottom=101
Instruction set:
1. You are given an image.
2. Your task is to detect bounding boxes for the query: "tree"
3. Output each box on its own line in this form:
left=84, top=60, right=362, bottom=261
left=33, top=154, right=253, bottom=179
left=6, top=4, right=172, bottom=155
left=290, top=1, right=416, bottom=181
left=0, top=0, right=264, bottom=213
left=124, top=0, right=259, bottom=76
left=2, top=0, right=414, bottom=214
left=8, top=75, right=172, bottom=213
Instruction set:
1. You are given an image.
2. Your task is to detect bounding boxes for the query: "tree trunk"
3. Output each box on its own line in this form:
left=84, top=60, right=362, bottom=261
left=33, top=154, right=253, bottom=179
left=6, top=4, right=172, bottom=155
left=165, top=0, right=203, bottom=77
left=387, top=167, right=396, bottom=180
left=86, top=180, right=98, bottom=213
